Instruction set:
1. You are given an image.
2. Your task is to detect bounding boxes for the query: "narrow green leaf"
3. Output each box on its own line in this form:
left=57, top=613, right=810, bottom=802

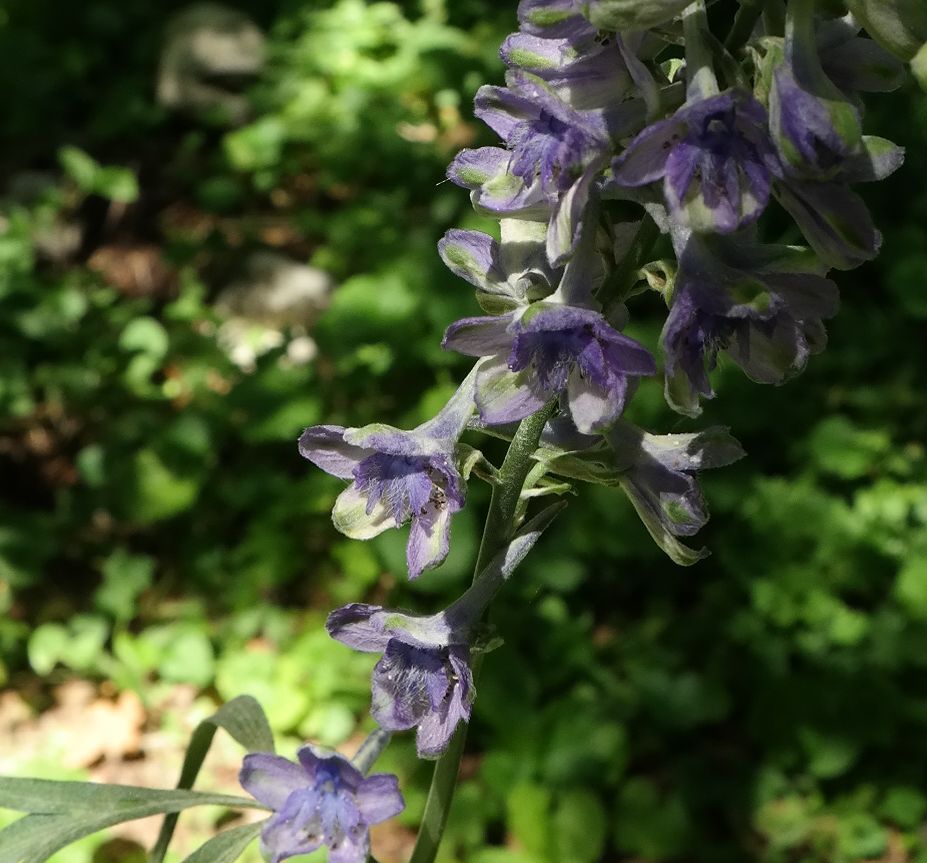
left=0, top=779, right=257, bottom=815
left=150, top=695, right=275, bottom=863
left=181, top=821, right=265, bottom=863
left=0, top=790, right=265, bottom=863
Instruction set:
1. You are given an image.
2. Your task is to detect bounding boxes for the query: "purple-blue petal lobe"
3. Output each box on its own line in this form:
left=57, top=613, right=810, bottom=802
left=612, top=89, right=778, bottom=234
left=298, top=426, right=368, bottom=480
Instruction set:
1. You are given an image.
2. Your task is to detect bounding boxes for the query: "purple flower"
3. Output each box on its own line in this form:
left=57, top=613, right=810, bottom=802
left=609, top=89, right=780, bottom=234
left=767, top=0, right=862, bottom=180
left=298, top=379, right=475, bottom=580
left=447, top=146, right=550, bottom=221
left=328, top=604, right=474, bottom=759
left=773, top=135, right=903, bottom=270
left=327, top=504, right=561, bottom=757
left=661, top=230, right=839, bottom=416
left=239, top=745, right=403, bottom=863
left=476, top=75, right=610, bottom=196
left=606, top=421, right=744, bottom=565
left=443, top=302, right=655, bottom=433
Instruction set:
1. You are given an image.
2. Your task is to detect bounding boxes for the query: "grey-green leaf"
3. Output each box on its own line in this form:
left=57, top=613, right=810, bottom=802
left=181, top=821, right=266, bottom=863
left=151, top=695, right=275, bottom=863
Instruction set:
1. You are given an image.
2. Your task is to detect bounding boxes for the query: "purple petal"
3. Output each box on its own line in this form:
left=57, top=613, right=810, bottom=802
left=297, top=745, right=363, bottom=789
left=298, top=426, right=367, bottom=480
left=474, top=356, right=547, bottom=426
left=447, top=147, right=512, bottom=190
left=240, top=754, right=309, bottom=810
left=326, top=603, right=391, bottom=653
left=343, top=424, right=433, bottom=456
left=500, top=33, right=576, bottom=74
left=406, top=505, right=452, bottom=580
left=774, top=180, right=880, bottom=270
left=474, top=84, right=539, bottom=142
left=517, top=0, right=597, bottom=40
left=355, top=774, right=405, bottom=825
left=442, top=315, right=514, bottom=357
left=260, top=795, right=324, bottom=863
left=610, top=115, right=683, bottom=186
left=415, top=650, right=473, bottom=759
left=439, top=230, right=503, bottom=291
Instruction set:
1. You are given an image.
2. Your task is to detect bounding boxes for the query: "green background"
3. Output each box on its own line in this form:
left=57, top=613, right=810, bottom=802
left=1, top=1, right=926, bottom=861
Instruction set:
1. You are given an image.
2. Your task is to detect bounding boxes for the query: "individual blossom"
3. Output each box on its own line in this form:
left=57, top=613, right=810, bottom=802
left=298, top=375, right=475, bottom=579
left=772, top=134, right=904, bottom=270
left=327, top=505, right=560, bottom=757
left=239, top=744, right=403, bottom=863
left=443, top=301, right=655, bottom=433
left=661, top=228, right=839, bottom=417
left=606, top=420, right=745, bottom=564
left=536, top=415, right=743, bottom=564
left=447, top=145, right=550, bottom=222
left=329, top=604, right=474, bottom=760
left=768, top=0, right=862, bottom=180
left=609, top=88, right=780, bottom=235
left=499, top=29, right=632, bottom=112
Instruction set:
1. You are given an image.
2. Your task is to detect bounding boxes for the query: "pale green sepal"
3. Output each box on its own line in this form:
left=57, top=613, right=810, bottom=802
left=457, top=443, right=498, bottom=484
left=915, top=43, right=927, bottom=90
left=664, top=364, right=703, bottom=418
left=332, top=485, right=395, bottom=539
left=533, top=441, right=627, bottom=487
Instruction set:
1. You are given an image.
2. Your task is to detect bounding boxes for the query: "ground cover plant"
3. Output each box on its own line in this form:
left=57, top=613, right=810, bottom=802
left=1, top=0, right=927, bottom=861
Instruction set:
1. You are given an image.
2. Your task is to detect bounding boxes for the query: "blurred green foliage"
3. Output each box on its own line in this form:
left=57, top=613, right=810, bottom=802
left=1, top=1, right=927, bottom=862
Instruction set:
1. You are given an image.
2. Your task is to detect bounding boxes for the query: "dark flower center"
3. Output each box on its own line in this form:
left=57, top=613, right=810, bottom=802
left=510, top=324, right=610, bottom=391
left=353, top=453, right=445, bottom=525
left=374, top=640, right=455, bottom=726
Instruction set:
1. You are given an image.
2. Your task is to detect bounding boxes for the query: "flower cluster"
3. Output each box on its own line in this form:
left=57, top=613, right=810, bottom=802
left=249, top=1, right=908, bottom=858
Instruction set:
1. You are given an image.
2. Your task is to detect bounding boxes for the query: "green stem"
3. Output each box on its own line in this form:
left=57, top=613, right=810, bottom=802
left=352, top=728, right=392, bottom=775
left=724, top=0, right=766, bottom=53
left=408, top=403, right=556, bottom=863
left=683, top=0, right=719, bottom=98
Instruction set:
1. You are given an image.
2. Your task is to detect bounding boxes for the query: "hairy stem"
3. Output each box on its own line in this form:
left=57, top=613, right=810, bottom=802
left=352, top=728, right=392, bottom=775
left=408, top=402, right=556, bottom=863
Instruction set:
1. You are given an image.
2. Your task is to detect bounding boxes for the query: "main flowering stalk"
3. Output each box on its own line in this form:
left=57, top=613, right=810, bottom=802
left=409, top=403, right=556, bottom=863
